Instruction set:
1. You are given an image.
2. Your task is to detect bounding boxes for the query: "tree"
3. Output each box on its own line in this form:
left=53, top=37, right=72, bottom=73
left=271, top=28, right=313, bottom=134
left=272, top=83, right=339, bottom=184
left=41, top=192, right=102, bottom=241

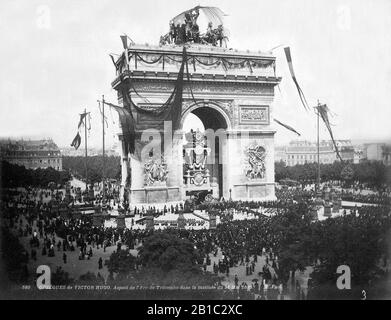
left=139, top=232, right=200, bottom=272
left=107, top=249, right=136, bottom=277
left=274, top=160, right=388, bottom=188
left=269, top=202, right=313, bottom=281
left=307, top=206, right=391, bottom=291
left=62, top=156, right=121, bottom=183
left=1, top=227, right=29, bottom=282
left=340, top=165, right=354, bottom=186
left=0, top=160, right=71, bottom=188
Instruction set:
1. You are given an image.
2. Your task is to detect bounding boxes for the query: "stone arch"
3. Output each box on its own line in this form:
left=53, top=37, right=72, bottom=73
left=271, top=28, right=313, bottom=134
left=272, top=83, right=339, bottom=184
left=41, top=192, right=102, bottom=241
left=180, top=100, right=231, bottom=200
left=180, top=101, right=232, bottom=130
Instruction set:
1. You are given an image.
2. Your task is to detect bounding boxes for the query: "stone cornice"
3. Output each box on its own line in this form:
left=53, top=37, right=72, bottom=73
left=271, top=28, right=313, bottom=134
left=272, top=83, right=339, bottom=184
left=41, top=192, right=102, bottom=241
left=227, top=130, right=276, bottom=135
left=112, top=70, right=281, bottom=90
left=117, top=44, right=276, bottom=63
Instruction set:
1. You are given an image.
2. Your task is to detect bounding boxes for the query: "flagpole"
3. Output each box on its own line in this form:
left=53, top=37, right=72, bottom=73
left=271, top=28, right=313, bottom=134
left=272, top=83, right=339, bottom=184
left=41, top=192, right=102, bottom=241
left=316, top=100, right=320, bottom=193
left=84, top=108, right=88, bottom=192
left=102, top=95, right=106, bottom=203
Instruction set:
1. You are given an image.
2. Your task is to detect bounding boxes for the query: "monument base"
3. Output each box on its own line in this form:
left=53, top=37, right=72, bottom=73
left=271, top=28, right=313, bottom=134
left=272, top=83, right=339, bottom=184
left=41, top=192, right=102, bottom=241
left=232, top=182, right=276, bottom=201
left=129, top=185, right=182, bottom=204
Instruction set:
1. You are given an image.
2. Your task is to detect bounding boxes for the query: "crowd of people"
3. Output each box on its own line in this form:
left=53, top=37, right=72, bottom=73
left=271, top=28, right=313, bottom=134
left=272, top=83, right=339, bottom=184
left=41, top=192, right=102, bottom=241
left=1, top=178, right=390, bottom=299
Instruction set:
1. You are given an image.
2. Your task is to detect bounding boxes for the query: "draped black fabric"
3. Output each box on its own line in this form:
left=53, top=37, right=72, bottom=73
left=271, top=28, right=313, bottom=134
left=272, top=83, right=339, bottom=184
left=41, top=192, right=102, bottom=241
left=126, top=46, right=187, bottom=132
left=317, top=104, right=343, bottom=162
left=105, top=101, right=135, bottom=155
left=70, top=132, right=81, bottom=150
left=274, top=118, right=301, bottom=136
left=77, top=113, right=87, bottom=129
left=111, top=47, right=189, bottom=159
left=284, top=47, right=310, bottom=112
left=109, top=54, right=118, bottom=71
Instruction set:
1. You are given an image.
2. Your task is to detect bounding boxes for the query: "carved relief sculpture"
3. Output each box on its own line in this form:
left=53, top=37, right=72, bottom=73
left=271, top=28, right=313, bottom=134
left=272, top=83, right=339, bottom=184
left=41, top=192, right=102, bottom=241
left=239, top=106, right=269, bottom=124
left=245, top=144, right=266, bottom=180
left=144, top=156, right=168, bottom=186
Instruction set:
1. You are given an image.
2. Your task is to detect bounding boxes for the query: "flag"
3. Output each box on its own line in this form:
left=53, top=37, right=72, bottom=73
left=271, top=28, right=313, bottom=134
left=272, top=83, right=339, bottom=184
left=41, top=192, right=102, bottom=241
left=316, top=104, right=343, bottom=161
left=120, top=36, right=130, bottom=70
left=98, top=101, right=109, bottom=128
left=71, top=132, right=81, bottom=150
left=274, top=118, right=301, bottom=136
left=77, top=113, right=87, bottom=129
left=109, top=54, right=118, bottom=70
left=120, top=35, right=128, bottom=49
left=284, top=47, right=310, bottom=111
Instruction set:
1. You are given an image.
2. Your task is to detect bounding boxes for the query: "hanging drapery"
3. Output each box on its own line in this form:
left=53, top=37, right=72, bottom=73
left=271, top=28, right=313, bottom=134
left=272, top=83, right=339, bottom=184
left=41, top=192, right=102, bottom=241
left=316, top=104, right=343, bottom=161
left=109, top=54, right=119, bottom=71
left=70, top=111, right=89, bottom=150
left=120, top=50, right=273, bottom=74
left=274, top=118, right=301, bottom=136
left=71, top=132, right=81, bottom=150
left=109, top=47, right=189, bottom=159
left=284, top=47, right=310, bottom=112
left=104, top=100, right=135, bottom=155
left=135, top=53, right=164, bottom=65
left=128, top=46, right=187, bottom=131
left=77, top=113, right=87, bottom=129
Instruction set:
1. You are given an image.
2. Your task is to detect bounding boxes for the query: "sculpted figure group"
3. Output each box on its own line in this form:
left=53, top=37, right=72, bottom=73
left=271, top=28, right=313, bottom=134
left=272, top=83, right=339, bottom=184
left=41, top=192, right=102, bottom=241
left=160, top=8, right=228, bottom=47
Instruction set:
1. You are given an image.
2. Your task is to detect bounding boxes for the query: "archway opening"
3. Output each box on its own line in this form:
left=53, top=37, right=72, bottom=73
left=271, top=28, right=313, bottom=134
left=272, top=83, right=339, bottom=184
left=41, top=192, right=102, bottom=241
left=182, top=105, right=228, bottom=201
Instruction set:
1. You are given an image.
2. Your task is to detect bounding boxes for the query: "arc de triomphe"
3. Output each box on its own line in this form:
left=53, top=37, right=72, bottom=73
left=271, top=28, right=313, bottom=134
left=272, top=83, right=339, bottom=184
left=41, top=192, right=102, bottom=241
left=111, top=44, right=281, bottom=207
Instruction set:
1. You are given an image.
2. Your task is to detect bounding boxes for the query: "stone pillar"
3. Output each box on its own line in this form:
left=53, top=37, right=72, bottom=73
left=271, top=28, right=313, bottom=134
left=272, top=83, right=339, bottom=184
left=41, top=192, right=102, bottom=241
left=209, top=213, right=217, bottom=229
left=165, top=128, right=183, bottom=202
left=116, top=215, right=126, bottom=229
left=64, top=182, right=72, bottom=203
left=93, top=214, right=104, bottom=227
left=332, top=200, right=339, bottom=213
left=310, top=206, right=318, bottom=220
left=177, top=212, right=186, bottom=230
left=324, top=203, right=332, bottom=217
left=88, top=185, right=94, bottom=201
left=119, top=138, right=130, bottom=206
left=130, top=155, right=145, bottom=203
left=330, top=190, right=336, bottom=203
left=315, top=192, right=324, bottom=206
left=145, top=215, right=154, bottom=230
left=164, top=123, right=177, bottom=186
left=337, top=197, right=342, bottom=208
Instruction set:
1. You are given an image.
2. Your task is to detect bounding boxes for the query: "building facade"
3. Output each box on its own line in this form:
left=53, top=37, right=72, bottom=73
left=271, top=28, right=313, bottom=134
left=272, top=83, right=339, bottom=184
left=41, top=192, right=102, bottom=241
left=0, top=139, right=62, bottom=170
left=277, top=140, right=355, bottom=166
left=363, top=143, right=391, bottom=166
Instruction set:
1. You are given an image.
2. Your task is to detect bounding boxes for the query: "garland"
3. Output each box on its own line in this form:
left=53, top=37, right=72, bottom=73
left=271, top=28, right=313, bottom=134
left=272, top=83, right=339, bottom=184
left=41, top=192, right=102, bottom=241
left=125, top=51, right=274, bottom=73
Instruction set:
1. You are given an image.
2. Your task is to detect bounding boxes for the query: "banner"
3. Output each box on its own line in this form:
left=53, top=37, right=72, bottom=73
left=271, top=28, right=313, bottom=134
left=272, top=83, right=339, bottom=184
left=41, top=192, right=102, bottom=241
left=274, top=118, right=301, bottom=136
left=109, top=54, right=118, bottom=70
left=120, top=35, right=128, bottom=49
left=77, top=113, right=87, bottom=129
left=284, top=47, right=310, bottom=111
left=317, top=104, right=343, bottom=161
left=70, top=132, right=81, bottom=150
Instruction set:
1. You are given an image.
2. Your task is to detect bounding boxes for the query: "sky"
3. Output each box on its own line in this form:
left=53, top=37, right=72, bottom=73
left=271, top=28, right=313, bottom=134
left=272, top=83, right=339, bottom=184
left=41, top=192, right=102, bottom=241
left=1, top=0, right=391, bottom=148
